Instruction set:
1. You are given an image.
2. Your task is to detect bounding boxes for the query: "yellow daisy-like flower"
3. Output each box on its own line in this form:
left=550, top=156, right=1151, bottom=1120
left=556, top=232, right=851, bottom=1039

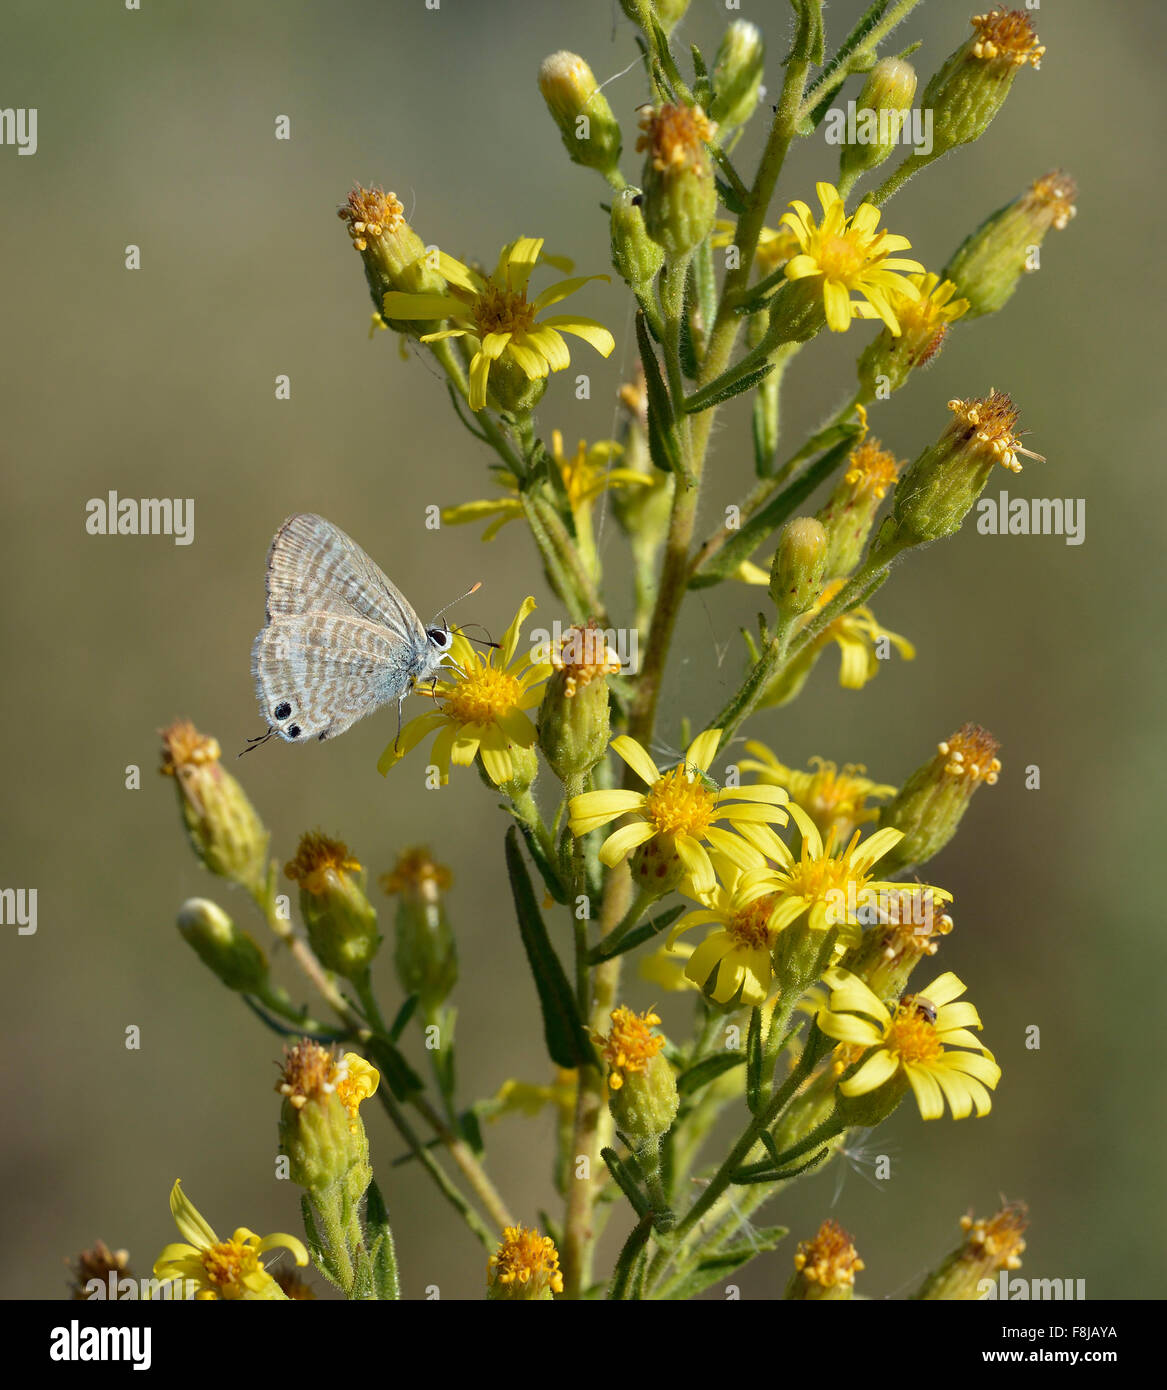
left=811, top=578, right=916, bottom=689
left=738, top=743, right=896, bottom=843
left=441, top=430, right=649, bottom=542
left=781, top=182, right=925, bottom=333
left=711, top=220, right=800, bottom=277
left=378, top=596, right=551, bottom=786
left=817, top=968, right=1001, bottom=1120
left=738, top=804, right=949, bottom=948
left=667, top=854, right=790, bottom=1005
left=567, top=729, right=789, bottom=897
left=153, top=1180, right=308, bottom=1301
left=382, top=237, right=615, bottom=410
left=492, top=1069, right=579, bottom=1121
left=894, top=271, right=969, bottom=351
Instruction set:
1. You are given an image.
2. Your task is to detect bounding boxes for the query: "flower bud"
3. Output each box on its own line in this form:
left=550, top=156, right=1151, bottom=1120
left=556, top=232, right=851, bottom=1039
left=381, top=847, right=457, bottom=1012
left=856, top=272, right=968, bottom=400
left=944, top=170, right=1077, bottom=318
left=610, top=187, right=665, bottom=291
left=710, top=20, right=765, bottom=132
left=483, top=353, right=548, bottom=418
left=816, top=437, right=902, bottom=578
left=537, top=621, right=620, bottom=783
left=538, top=51, right=623, bottom=179
left=878, top=724, right=1001, bottom=874
left=620, top=0, right=691, bottom=32
left=769, top=517, right=828, bottom=621
left=883, top=390, right=1038, bottom=548
left=284, top=832, right=380, bottom=982
left=839, top=57, right=918, bottom=182
left=836, top=886, right=954, bottom=998
left=637, top=104, right=718, bottom=260
left=786, top=1220, right=864, bottom=1301
left=598, top=1007, right=679, bottom=1147
left=177, top=898, right=269, bottom=994
left=277, top=1042, right=379, bottom=1197
left=920, top=8, right=1044, bottom=160
left=913, top=1203, right=1028, bottom=1300
left=67, top=1242, right=132, bottom=1301
left=487, top=1226, right=564, bottom=1300
left=337, top=186, right=446, bottom=333
left=160, top=720, right=269, bottom=892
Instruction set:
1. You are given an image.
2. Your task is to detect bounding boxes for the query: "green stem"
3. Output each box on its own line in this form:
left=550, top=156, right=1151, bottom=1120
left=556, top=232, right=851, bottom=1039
left=868, top=150, right=939, bottom=207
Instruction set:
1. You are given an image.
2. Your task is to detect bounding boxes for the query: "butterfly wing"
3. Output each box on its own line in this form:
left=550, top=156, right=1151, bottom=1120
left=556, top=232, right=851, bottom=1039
left=263, top=512, right=427, bottom=643
left=252, top=613, right=424, bottom=743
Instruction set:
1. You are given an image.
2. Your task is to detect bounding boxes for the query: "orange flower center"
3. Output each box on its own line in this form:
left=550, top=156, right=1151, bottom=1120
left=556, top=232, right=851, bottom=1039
left=815, top=231, right=868, bottom=281
left=489, top=1227, right=564, bottom=1293
left=598, top=1006, right=665, bottom=1090
left=474, top=284, right=537, bottom=338
left=888, top=1004, right=944, bottom=1064
left=727, top=892, right=780, bottom=951
left=793, top=1219, right=864, bottom=1287
left=643, top=766, right=717, bottom=839
left=201, top=1239, right=261, bottom=1291
left=938, top=723, right=1002, bottom=785
left=443, top=663, right=522, bottom=726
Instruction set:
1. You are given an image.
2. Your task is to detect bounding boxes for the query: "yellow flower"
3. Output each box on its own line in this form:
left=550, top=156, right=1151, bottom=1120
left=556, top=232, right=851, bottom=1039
left=567, top=729, right=788, bottom=896
left=382, top=237, right=614, bottom=410
left=817, top=969, right=1001, bottom=1120
left=379, top=596, right=551, bottom=786
left=737, top=804, right=948, bottom=949
left=894, top=271, right=969, bottom=345
left=487, top=1226, right=564, bottom=1300
left=153, top=1180, right=308, bottom=1301
left=441, top=430, right=649, bottom=542
left=791, top=1219, right=865, bottom=1292
left=595, top=1006, right=667, bottom=1092
left=738, top=743, right=896, bottom=843
left=492, top=1069, right=579, bottom=1121
left=667, top=854, right=790, bottom=1005
left=781, top=182, right=925, bottom=332
left=711, top=219, right=800, bottom=277
left=810, top=579, right=916, bottom=690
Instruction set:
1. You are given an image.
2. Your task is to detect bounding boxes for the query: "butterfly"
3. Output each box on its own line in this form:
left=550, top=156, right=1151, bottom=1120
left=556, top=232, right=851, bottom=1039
left=249, top=513, right=463, bottom=748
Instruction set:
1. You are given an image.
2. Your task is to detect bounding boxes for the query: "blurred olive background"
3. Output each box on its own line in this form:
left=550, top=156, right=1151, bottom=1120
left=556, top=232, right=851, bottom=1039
left=1, top=0, right=1163, bottom=1301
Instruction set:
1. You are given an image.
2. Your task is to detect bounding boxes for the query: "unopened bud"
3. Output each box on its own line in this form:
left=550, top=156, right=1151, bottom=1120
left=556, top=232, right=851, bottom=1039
left=769, top=517, right=829, bottom=621
left=381, top=848, right=457, bottom=1012
left=920, top=8, right=1044, bottom=160
left=840, top=57, right=918, bottom=182
left=878, top=724, right=1001, bottom=874
left=611, top=187, right=665, bottom=291
left=710, top=20, right=765, bottom=132
left=177, top=898, right=269, bottom=994
left=944, top=170, right=1077, bottom=318
left=538, top=51, right=623, bottom=179
left=537, top=621, right=620, bottom=783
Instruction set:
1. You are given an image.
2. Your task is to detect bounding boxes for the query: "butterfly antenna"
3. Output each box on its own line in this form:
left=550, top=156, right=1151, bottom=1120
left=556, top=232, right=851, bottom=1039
left=452, top=621, right=499, bottom=650
left=432, top=580, right=482, bottom=624
left=239, top=727, right=276, bottom=757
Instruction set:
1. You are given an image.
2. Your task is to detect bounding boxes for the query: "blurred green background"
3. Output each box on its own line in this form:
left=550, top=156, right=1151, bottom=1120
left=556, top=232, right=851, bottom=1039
left=2, top=0, right=1163, bottom=1300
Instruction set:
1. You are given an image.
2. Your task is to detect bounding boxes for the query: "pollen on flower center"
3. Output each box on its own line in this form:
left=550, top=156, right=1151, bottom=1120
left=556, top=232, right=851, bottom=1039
left=889, top=1004, right=945, bottom=1064
left=844, top=439, right=901, bottom=499
left=338, top=186, right=405, bottom=250
left=443, top=665, right=522, bottom=726
left=727, top=893, right=780, bottom=950
left=946, top=389, right=1037, bottom=473
left=970, top=8, right=1045, bottom=69
left=816, top=232, right=868, bottom=281
left=938, top=723, right=1002, bottom=784
left=201, top=1239, right=260, bottom=1289
left=793, top=1219, right=865, bottom=1288
left=489, top=1226, right=564, bottom=1292
left=474, top=285, right=537, bottom=338
left=597, top=1006, right=665, bottom=1090
left=285, top=832, right=361, bottom=896
left=637, top=103, right=717, bottom=174
left=643, top=766, right=717, bottom=838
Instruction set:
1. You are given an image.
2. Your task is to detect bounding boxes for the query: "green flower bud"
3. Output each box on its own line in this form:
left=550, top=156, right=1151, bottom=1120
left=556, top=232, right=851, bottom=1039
left=484, top=353, right=548, bottom=418
left=538, top=51, right=623, bottom=179
left=537, top=622, right=619, bottom=783
left=637, top=104, right=718, bottom=260
left=878, top=724, right=1001, bottom=875
left=839, top=57, right=918, bottom=182
left=710, top=20, right=765, bottom=131
left=769, top=517, right=828, bottom=621
left=599, top=1007, right=679, bottom=1147
left=913, top=1203, right=1028, bottom=1301
left=380, top=848, right=457, bottom=1012
left=920, top=7, right=1044, bottom=160
left=337, top=186, right=446, bottom=334
left=883, top=390, right=1040, bottom=549
left=836, top=885, right=954, bottom=999
left=944, top=170, right=1077, bottom=318
left=487, top=1226, right=564, bottom=1300
left=284, top=833, right=380, bottom=982
left=277, top=1042, right=379, bottom=1198
left=786, top=1220, right=864, bottom=1301
left=816, top=436, right=902, bottom=577
left=610, top=187, right=665, bottom=291
left=620, top=0, right=691, bottom=32
left=160, top=720, right=269, bottom=893
left=176, top=898, right=269, bottom=994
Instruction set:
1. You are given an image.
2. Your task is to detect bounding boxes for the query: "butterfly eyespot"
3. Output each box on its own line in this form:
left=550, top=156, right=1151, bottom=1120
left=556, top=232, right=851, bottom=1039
left=288, top=725, right=302, bottom=739
left=427, top=627, right=453, bottom=650
left=274, top=701, right=292, bottom=720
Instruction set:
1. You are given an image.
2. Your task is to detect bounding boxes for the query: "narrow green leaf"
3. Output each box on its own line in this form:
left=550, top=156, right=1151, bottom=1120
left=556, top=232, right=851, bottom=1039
left=636, top=310, right=684, bottom=477
left=715, top=174, right=748, bottom=216
left=746, top=1006, right=763, bottom=1113
left=731, top=1146, right=832, bottom=1183
left=677, top=1049, right=746, bottom=1097
left=684, top=361, right=775, bottom=415
left=601, top=1146, right=650, bottom=1218
left=388, top=993, right=419, bottom=1042
left=458, top=1106, right=485, bottom=1156
left=608, top=1213, right=654, bottom=1301
left=514, top=816, right=570, bottom=904
left=663, top=1227, right=788, bottom=1299
left=587, top=903, right=686, bottom=965
left=505, top=828, right=595, bottom=1069
left=365, top=1179, right=401, bottom=1300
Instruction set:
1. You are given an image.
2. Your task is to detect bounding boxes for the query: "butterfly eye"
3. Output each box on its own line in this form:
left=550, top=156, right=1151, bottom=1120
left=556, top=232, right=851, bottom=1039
left=427, top=627, right=453, bottom=651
